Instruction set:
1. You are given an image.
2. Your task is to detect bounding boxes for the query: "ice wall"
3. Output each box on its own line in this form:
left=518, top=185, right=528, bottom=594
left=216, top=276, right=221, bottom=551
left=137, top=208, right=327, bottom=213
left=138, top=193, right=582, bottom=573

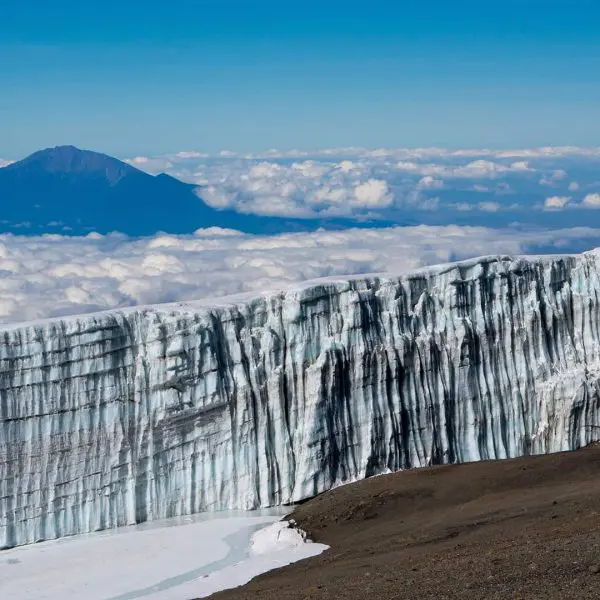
left=2, top=251, right=600, bottom=548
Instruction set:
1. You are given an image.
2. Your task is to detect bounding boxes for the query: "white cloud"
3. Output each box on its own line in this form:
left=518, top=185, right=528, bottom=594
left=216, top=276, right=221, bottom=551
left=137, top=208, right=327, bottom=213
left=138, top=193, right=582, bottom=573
left=395, top=159, right=533, bottom=180
left=478, top=202, right=501, bottom=212
left=463, top=160, right=506, bottom=177
left=0, top=226, right=599, bottom=325
left=492, top=147, right=600, bottom=159
left=174, top=151, right=209, bottom=159
left=124, top=156, right=173, bottom=174
left=291, top=160, right=330, bottom=178
left=0, top=159, right=14, bottom=168
left=248, top=162, right=283, bottom=179
left=338, top=160, right=357, bottom=173
left=544, top=196, right=572, bottom=210
left=569, top=182, right=580, bottom=191
left=198, top=186, right=236, bottom=209
left=582, top=193, right=600, bottom=209
left=193, top=160, right=397, bottom=216
left=239, top=195, right=314, bottom=217
left=194, top=227, right=245, bottom=237
left=510, top=161, right=532, bottom=171
left=353, top=179, right=393, bottom=207
left=230, top=146, right=600, bottom=161
left=123, top=146, right=600, bottom=170
left=416, top=176, right=444, bottom=190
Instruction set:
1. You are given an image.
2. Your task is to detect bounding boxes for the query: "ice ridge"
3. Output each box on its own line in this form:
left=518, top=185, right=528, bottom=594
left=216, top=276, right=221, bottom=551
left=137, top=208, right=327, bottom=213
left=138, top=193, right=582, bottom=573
left=2, top=250, right=600, bottom=548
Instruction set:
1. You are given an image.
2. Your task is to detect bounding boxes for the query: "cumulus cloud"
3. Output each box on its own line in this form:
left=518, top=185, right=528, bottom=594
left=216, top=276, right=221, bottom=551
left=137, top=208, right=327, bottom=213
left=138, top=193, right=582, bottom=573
left=416, top=176, right=444, bottom=190
left=394, top=159, right=528, bottom=179
left=478, top=202, right=501, bottom=212
left=1, top=226, right=600, bottom=325
left=582, top=193, right=600, bottom=209
left=538, top=194, right=600, bottom=211
left=353, top=179, right=393, bottom=207
left=544, top=196, right=572, bottom=210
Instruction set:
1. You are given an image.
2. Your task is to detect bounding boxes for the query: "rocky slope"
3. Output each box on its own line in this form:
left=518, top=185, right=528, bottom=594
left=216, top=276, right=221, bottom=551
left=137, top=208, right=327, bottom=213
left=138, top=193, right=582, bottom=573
left=2, top=250, right=600, bottom=548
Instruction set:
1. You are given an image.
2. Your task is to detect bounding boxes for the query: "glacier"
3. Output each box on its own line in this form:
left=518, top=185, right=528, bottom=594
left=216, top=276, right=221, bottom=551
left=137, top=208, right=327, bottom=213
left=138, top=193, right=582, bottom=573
left=2, top=250, right=600, bottom=548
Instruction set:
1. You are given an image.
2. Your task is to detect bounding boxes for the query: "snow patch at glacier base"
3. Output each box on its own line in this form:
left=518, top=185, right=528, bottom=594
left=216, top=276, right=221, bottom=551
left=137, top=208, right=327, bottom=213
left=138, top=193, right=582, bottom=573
left=0, top=509, right=326, bottom=600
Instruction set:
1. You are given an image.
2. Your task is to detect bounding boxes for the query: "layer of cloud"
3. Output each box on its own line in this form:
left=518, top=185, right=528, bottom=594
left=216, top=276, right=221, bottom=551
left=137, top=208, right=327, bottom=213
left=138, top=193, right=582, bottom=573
left=1, top=226, right=600, bottom=325
left=395, top=159, right=533, bottom=179
left=118, top=146, right=600, bottom=221
left=191, top=157, right=531, bottom=217
left=125, top=146, right=600, bottom=161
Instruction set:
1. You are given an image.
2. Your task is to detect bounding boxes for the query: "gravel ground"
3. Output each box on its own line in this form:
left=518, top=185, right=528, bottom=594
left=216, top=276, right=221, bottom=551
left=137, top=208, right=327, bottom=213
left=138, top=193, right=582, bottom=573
left=209, top=444, right=600, bottom=599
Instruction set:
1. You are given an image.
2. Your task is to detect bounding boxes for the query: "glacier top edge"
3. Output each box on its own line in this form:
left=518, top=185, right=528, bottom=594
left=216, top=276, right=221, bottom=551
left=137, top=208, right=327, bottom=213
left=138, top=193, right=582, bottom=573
left=0, top=249, right=591, bottom=332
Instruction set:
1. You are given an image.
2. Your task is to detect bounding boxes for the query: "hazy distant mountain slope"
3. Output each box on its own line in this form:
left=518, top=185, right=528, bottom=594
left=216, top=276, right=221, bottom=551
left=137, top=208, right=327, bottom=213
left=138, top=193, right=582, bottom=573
left=0, top=146, right=394, bottom=236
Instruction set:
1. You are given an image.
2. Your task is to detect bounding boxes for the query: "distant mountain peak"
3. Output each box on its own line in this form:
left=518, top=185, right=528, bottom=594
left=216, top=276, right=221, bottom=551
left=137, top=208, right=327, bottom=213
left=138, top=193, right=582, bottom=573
left=0, top=145, right=378, bottom=237
left=7, top=145, right=140, bottom=185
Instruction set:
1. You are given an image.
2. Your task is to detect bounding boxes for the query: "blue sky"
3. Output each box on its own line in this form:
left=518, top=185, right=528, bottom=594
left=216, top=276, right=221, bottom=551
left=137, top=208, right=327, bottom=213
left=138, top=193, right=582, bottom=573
left=2, top=0, right=599, bottom=157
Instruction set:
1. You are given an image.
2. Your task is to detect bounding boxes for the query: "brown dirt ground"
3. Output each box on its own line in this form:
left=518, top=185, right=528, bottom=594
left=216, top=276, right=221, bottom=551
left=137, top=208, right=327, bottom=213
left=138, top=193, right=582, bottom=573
left=210, top=444, right=600, bottom=600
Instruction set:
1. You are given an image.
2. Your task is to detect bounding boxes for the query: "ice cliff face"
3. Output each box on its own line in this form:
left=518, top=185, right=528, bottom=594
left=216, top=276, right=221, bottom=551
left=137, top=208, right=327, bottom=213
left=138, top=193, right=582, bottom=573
left=3, top=251, right=600, bottom=548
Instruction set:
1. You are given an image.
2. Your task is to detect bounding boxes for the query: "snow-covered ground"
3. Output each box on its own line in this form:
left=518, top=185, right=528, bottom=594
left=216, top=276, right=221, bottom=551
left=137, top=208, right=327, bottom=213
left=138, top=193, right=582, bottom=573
left=0, top=510, right=328, bottom=600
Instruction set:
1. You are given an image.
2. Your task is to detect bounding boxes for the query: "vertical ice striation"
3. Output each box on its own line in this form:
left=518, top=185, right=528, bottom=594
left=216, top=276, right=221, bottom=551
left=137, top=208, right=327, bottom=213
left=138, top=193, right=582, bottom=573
left=3, top=250, right=600, bottom=548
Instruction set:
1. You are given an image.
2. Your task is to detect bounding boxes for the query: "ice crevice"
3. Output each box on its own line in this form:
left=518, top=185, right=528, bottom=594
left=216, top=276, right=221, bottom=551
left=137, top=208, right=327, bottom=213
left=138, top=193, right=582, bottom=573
left=3, top=250, right=600, bottom=548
